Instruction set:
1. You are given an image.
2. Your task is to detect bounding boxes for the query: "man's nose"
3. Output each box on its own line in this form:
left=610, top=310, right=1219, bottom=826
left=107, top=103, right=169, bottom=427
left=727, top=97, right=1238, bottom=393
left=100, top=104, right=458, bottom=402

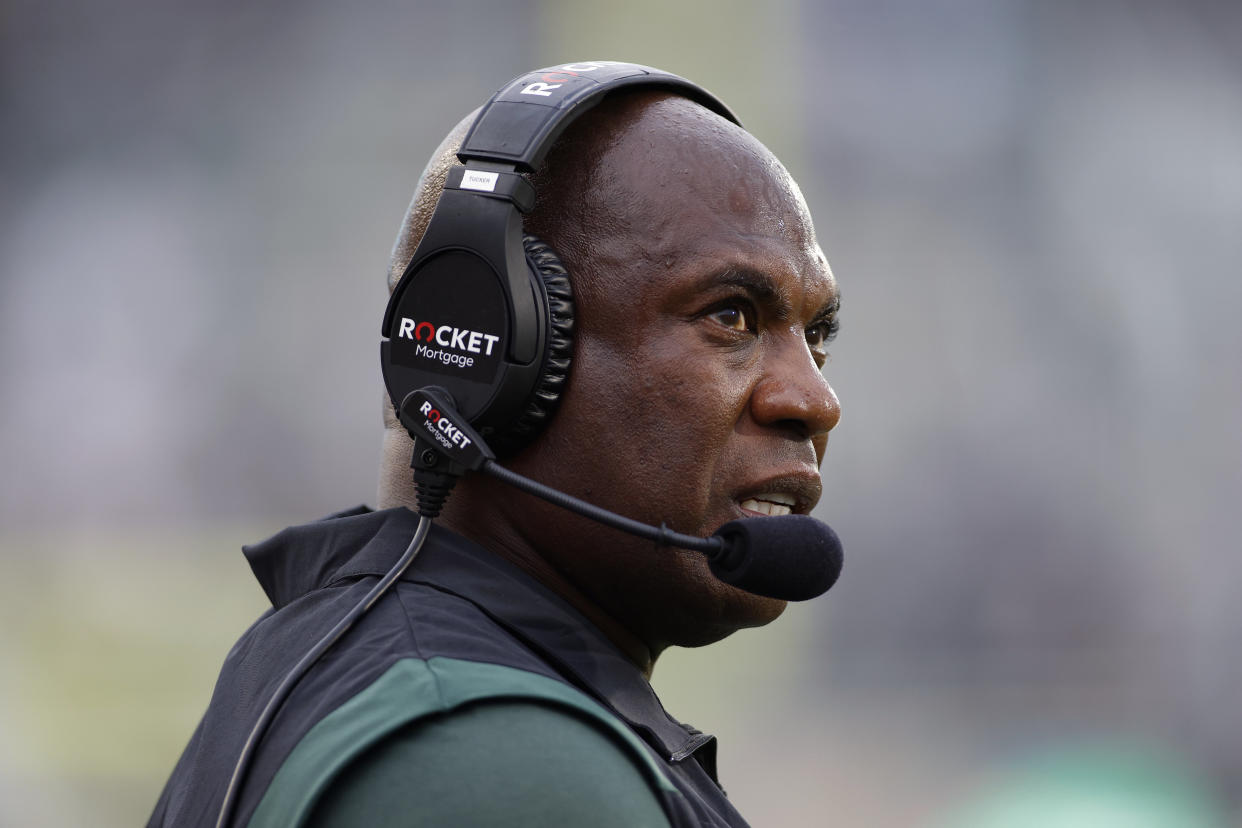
left=749, top=338, right=841, bottom=441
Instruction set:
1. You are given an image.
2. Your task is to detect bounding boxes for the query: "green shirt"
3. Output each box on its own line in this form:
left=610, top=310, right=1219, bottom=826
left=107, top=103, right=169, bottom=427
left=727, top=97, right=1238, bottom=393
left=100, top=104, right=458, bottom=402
left=250, top=657, right=676, bottom=828
left=309, top=699, right=672, bottom=827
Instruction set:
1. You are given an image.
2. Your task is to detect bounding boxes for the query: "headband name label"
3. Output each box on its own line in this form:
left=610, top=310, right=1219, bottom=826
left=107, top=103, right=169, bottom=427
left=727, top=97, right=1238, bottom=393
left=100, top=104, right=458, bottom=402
left=460, top=170, right=499, bottom=192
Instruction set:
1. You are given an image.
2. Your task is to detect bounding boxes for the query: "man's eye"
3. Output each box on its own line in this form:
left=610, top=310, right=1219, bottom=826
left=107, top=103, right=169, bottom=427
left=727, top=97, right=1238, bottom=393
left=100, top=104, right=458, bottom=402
left=805, top=319, right=837, bottom=349
left=708, top=304, right=753, bottom=333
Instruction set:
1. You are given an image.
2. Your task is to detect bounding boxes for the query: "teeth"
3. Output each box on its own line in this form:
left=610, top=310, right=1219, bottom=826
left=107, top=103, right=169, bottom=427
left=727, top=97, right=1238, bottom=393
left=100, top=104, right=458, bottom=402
left=739, top=496, right=794, bottom=517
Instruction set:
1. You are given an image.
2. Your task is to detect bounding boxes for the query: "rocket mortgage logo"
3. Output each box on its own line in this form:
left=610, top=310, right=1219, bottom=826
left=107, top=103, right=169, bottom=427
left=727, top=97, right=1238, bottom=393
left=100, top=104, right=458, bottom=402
left=395, top=317, right=501, bottom=370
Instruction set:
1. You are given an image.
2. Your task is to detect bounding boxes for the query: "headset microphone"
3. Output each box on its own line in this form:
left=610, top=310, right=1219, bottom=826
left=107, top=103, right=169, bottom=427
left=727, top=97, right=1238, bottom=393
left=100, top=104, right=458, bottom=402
left=709, top=515, right=842, bottom=601
left=399, top=388, right=843, bottom=602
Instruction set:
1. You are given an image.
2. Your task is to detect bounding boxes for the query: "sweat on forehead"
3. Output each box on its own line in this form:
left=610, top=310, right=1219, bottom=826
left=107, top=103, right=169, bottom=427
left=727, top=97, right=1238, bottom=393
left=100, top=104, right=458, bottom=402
left=524, top=91, right=811, bottom=299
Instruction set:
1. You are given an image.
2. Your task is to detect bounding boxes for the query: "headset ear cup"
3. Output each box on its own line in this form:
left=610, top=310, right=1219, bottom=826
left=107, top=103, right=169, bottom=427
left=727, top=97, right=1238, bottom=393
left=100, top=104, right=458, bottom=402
left=488, top=234, right=575, bottom=456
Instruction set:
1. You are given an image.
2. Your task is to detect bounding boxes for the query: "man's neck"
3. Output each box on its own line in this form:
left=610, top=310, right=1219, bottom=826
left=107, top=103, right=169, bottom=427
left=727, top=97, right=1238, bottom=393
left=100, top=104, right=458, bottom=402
left=379, top=429, right=661, bottom=678
left=442, top=505, right=660, bottom=679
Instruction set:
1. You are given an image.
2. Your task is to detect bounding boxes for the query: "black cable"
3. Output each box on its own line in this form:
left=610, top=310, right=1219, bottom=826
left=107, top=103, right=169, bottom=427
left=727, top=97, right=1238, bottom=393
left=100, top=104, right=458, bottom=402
left=481, top=460, right=723, bottom=556
left=214, top=515, right=432, bottom=828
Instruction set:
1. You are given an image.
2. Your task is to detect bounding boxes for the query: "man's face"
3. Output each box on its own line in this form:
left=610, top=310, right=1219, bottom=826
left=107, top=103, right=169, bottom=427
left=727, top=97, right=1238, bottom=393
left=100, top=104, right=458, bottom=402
left=514, top=96, right=840, bottom=650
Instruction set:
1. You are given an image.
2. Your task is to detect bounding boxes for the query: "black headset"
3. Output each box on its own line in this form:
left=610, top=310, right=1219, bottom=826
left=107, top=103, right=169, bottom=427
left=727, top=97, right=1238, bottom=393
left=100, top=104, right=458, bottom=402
left=380, top=61, right=739, bottom=457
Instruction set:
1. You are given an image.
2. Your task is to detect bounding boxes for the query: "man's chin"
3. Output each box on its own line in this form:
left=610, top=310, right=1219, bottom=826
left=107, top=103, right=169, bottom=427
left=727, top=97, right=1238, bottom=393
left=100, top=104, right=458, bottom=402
left=667, top=577, right=788, bottom=649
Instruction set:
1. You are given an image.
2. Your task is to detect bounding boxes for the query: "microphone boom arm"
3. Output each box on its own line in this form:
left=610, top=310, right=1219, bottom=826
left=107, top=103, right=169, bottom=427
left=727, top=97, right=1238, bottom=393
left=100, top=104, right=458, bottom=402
left=481, top=461, right=725, bottom=556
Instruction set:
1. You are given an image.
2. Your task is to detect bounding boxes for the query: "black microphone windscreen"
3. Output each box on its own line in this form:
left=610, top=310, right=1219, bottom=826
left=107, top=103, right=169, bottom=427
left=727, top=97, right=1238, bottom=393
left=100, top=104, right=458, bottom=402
left=709, top=515, right=843, bottom=601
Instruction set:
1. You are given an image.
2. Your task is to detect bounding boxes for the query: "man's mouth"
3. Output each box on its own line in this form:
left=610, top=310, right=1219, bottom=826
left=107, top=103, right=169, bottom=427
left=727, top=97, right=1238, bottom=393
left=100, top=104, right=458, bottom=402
left=738, top=493, right=797, bottom=517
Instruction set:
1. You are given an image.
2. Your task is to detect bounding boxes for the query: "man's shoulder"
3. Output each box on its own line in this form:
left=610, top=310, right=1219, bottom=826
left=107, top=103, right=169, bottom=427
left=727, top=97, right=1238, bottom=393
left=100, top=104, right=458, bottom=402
left=151, top=515, right=584, bottom=828
left=252, top=656, right=676, bottom=828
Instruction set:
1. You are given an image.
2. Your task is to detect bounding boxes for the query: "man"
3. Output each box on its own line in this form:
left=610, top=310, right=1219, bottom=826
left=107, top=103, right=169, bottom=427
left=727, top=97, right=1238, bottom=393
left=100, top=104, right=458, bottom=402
left=150, top=64, right=840, bottom=827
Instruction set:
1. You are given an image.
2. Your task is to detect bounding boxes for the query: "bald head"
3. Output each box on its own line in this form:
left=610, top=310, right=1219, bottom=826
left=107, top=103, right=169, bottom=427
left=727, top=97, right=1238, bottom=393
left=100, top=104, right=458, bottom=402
left=386, top=91, right=813, bottom=300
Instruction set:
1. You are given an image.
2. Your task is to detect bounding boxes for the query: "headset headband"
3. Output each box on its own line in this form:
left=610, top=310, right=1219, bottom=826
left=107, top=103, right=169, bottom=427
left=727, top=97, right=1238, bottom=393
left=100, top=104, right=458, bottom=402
left=457, top=61, right=740, bottom=172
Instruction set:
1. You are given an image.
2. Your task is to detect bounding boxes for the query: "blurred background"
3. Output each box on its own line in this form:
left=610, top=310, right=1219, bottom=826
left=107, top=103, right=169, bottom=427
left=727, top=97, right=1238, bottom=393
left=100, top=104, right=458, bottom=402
left=2, top=0, right=1239, bottom=825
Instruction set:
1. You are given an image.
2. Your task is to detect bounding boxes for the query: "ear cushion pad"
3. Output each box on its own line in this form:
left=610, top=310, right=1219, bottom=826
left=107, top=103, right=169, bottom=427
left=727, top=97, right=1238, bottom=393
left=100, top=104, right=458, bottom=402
left=488, top=234, right=575, bottom=456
